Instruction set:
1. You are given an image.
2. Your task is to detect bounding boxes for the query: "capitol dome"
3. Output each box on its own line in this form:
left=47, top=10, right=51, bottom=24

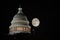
left=9, top=7, right=31, bottom=35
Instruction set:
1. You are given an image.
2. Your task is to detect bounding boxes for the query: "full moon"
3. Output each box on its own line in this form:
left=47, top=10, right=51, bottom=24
left=32, top=18, right=40, bottom=27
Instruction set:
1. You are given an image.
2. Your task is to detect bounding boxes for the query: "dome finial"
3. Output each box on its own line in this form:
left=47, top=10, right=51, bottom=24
left=18, top=5, right=23, bottom=14
left=19, top=5, right=21, bottom=8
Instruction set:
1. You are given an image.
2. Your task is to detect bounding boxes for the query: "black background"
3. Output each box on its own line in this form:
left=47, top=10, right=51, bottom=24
left=1, top=0, right=56, bottom=40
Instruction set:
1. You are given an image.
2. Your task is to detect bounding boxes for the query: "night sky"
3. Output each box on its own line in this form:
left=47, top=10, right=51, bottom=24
left=1, top=0, right=56, bottom=40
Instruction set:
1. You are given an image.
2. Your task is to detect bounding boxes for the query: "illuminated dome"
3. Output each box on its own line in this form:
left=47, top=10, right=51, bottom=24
left=9, top=7, right=31, bottom=35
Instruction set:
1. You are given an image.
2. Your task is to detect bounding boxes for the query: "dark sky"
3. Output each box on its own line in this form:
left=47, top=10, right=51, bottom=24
left=1, top=0, right=56, bottom=40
